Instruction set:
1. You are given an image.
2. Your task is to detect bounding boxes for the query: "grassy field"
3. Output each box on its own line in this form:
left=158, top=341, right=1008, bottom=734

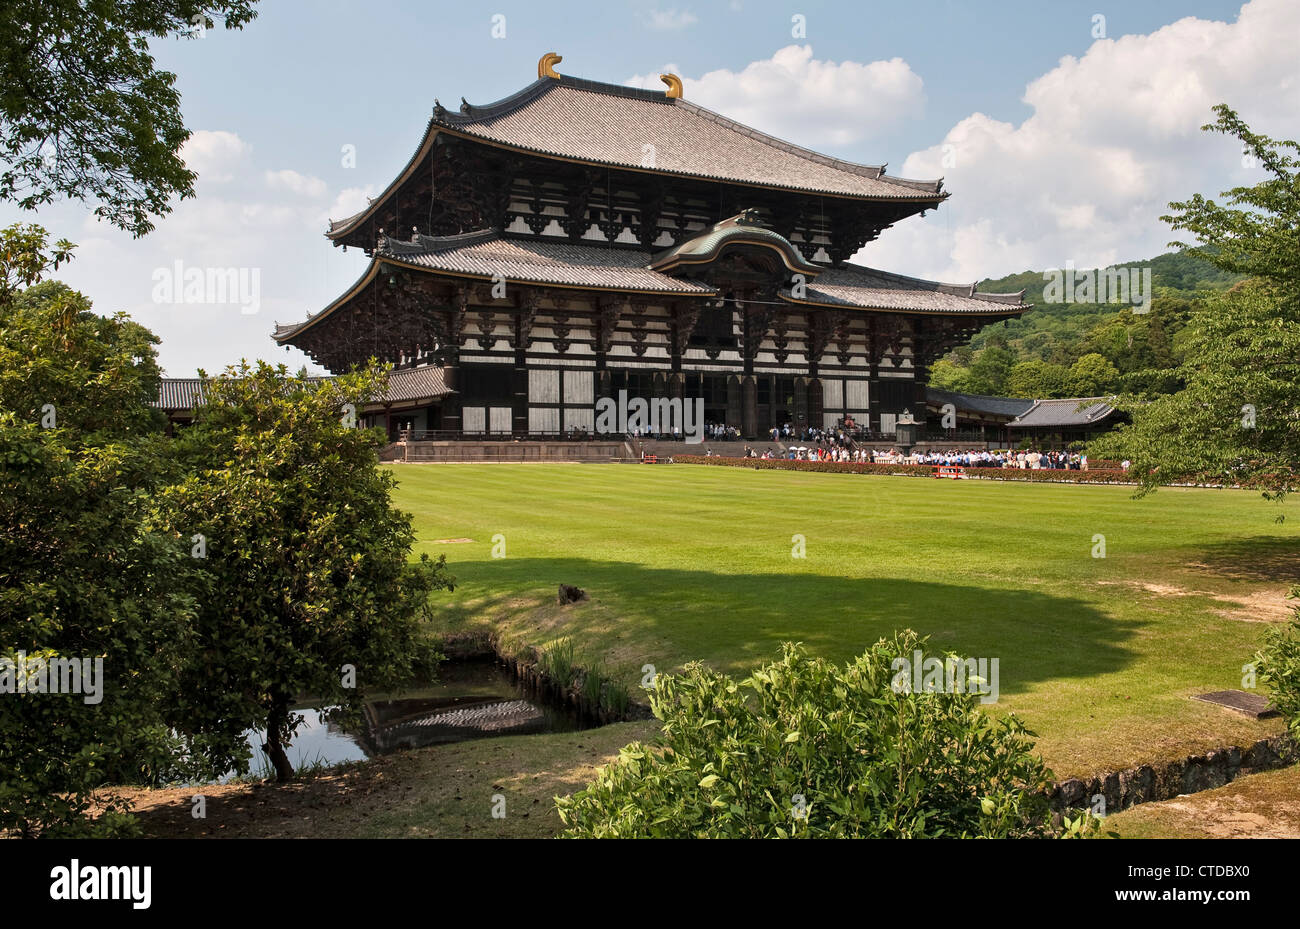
left=391, top=462, right=1296, bottom=778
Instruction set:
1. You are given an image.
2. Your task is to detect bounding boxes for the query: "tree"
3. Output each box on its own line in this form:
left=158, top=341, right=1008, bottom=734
left=153, top=362, right=453, bottom=781
left=0, top=1, right=259, bottom=236
left=964, top=345, right=1016, bottom=396
left=1006, top=360, right=1069, bottom=399
left=926, top=358, right=971, bottom=393
left=557, top=633, right=1083, bottom=838
left=1092, top=106, right=1300, bottom=736
left=0, top=225, right=193, bottom=836
left=1163, top=104, right=1300, bottom=292
left=1093, top=107, right=1299, bottom=495
left=1065, top=353, right=1119, bottom=397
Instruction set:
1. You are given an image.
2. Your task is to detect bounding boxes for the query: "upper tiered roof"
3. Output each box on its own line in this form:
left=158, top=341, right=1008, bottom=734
left=429, top=76, right=943, bottom=199
left=327, top=55, right=946, bottom=241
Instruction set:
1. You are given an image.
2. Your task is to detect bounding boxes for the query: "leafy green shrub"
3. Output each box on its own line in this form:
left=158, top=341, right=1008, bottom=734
left=557, top=633, right=1070, bottom=838
left=1256, top=586, right=1300, bottom=743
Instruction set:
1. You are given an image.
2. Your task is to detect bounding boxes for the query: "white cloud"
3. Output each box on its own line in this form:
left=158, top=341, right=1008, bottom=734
left=863, top=0, right=1300, bottom=283
left=641, top=8, right=698, bottom=31
left=40, top=129, right=371, bottom=377
left=265, top=169, right=328, bottom=198
left=326, top=186, right=378, bottom=225
left=626, top=45, right=926, bottom=148
left=179, top=130, right=251, bottom=183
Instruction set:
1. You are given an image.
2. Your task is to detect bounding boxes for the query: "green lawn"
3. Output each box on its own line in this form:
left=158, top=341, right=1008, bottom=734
left=390, top=462, right=1295, bottom=778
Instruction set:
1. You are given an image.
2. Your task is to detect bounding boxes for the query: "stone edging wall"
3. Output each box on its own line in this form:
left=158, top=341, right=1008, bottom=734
left=1049, top=735, right=1295, bottom=813
left=439, top=631, right=654, bottom=725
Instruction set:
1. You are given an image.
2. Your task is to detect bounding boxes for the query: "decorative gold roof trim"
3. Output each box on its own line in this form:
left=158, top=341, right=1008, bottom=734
left=538, top=52, right=562, bottom=80
left=660, top=73, right=683, bottom=98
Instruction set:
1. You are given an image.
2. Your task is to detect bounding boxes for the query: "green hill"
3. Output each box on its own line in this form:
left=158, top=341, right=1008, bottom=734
left=976, top=248, right=1242, bottom=306
left=930, top=250, right=1240, bottom=399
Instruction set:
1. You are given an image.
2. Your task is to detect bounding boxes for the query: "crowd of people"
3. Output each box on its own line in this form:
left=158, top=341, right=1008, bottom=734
left=702, top=444, right=1092, bottom=470
left=903, top=449, right=1090, bottom=470
left=766, top=421, right=859, bottom=448
left=725, top=444, right=872, bottom=462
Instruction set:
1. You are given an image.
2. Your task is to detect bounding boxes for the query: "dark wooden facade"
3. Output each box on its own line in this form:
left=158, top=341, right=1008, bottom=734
left=276, top=60, right=1029, bottom=439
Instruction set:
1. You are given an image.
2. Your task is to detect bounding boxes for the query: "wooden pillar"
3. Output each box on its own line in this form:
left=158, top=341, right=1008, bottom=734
left=726, top=374, right=743, bottom=430
left=741, top=375, right=757, bottom=439
left=794, top=377, right=808, bottom=429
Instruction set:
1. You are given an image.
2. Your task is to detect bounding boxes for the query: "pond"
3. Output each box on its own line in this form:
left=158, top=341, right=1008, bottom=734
left=225, top=658, right=595, bottom=781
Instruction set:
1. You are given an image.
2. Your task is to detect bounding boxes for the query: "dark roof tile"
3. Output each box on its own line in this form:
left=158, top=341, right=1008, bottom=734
left=428, top=76, right=945, bottom=202
left=1010, top=398, right=1116, bottom=428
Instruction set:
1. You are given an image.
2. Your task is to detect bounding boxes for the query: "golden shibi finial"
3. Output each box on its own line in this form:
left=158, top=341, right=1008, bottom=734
left=538, top=52, right=563, bottom=80
left=660, top=72, right=683, bottom=98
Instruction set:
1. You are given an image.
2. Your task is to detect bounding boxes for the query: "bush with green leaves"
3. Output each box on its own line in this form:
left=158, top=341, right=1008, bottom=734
left=557, top=632, right=1074, bottom=838
left=1256, top=587, right=1300, bottom=743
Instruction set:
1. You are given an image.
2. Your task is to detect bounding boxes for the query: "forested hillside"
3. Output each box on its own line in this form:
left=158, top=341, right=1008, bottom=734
left=929, top=250, right=1243, bottom=399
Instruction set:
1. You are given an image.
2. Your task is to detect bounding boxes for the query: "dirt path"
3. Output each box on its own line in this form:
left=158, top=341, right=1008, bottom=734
left=1106, top=765, right=1300, bottom=838
left=107, top=721, right=657, bottom=839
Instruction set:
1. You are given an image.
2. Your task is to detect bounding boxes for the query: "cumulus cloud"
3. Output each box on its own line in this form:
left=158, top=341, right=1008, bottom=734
left=39, top=129, right=370, bottom=376
left=179, top=130, right=251, bottom=183
left=265, top=169, right=328, bottom=198
left=326, top=185, right=378, bottom=224
left=627, top=45, right=926, bottom=148
left=862, top=0, right=1300, bottom=282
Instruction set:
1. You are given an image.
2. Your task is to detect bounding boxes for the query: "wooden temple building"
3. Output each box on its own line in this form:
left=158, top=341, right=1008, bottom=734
left=273, top=54, right=1030, bottom=441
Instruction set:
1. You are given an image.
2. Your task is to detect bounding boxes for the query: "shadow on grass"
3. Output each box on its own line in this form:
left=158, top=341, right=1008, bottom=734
left=440, top=557, right=1143, bottom=698
left=1182, top=535, right=1300, bottom=585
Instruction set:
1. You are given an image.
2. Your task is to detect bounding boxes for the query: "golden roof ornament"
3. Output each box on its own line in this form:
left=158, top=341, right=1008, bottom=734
left=538, top=52, right=562, bottom=80
left=660, top=73, right=683, bottom=98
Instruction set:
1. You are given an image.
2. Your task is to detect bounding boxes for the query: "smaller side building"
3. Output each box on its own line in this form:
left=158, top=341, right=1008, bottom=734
left=925, top=388, right=1120, bottom=448
left=1006, top=397, right=1121, bottom=449
left=153, top=368, right=456, bottom=440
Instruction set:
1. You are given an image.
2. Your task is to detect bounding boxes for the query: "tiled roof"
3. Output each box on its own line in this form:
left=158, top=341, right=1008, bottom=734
left=429, top=76, right=945, bottom=201
left=384, top=365, right=454, bottom=402
left=926, top=388, right=1034, bottom=419
left=785, top=264, right=1030, bottom=315
left=155, top=367, right=454, bottom=413
left=380, top=230, right=719, bottom=294
left=154, top=378, right=205, bottom=411
left=1010, top=398, right=1116, bottom=428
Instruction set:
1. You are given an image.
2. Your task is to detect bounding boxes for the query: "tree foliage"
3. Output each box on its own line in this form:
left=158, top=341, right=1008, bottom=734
left=0, top=225, right=191, bottom=836
left=557, top=633, right=1078, bottom=838
left=153, top=361, right=454, bottom=781
left=0, top=1, right=259, bottom=236
left=1092, top=106, right=1300, bottom=739
left=1092, top=108, right=1300, bottom=497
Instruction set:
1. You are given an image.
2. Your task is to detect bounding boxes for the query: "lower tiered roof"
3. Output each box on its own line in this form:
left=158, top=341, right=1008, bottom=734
left=275, top=225, right=1028, bottom=343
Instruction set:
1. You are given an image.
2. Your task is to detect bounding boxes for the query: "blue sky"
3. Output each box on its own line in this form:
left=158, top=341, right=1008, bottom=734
left=149, top=0, right=1245, bottom=175
left=3, top=0, right=1295, bottom=376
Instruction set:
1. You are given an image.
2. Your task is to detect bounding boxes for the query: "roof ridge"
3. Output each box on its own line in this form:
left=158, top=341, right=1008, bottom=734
left=434, top=72, right=946, bottom=197
left=834, top=261, right=1031, bottom=307
left=379, top=228, right=501, bottom=255
left=673, top=97, right=941, bottom=192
